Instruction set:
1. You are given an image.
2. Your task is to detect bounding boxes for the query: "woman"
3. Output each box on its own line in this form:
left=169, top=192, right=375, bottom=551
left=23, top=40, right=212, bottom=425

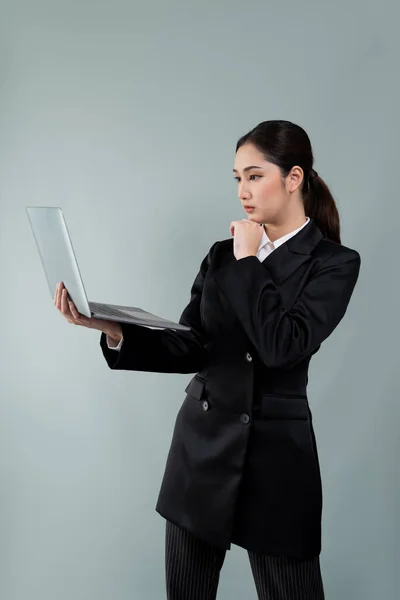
left=55, top=120, right=361, bottom=600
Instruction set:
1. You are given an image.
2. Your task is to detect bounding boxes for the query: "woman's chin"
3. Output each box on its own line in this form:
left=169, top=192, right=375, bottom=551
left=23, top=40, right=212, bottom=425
left=247, top=214, right=263, bottom=224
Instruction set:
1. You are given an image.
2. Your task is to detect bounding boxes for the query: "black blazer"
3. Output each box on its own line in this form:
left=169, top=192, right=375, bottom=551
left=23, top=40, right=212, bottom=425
left=100, top=218, right=361, bottom=558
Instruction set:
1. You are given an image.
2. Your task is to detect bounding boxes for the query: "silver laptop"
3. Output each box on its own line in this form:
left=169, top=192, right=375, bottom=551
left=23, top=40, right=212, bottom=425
left=26, top=206, right=191, bottom=331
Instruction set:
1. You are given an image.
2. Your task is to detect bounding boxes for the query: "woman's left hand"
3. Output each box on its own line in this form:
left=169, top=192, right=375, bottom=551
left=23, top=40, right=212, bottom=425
left=230, top=219, right=264, bottom=260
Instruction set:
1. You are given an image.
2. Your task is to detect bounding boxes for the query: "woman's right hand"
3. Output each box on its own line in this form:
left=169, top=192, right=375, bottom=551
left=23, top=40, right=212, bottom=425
left=54, top=282, right=123, bottom=341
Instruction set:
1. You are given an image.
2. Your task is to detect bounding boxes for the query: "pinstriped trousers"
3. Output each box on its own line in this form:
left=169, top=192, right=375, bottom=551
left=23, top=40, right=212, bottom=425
left=165, top=521, right=325, bottom=600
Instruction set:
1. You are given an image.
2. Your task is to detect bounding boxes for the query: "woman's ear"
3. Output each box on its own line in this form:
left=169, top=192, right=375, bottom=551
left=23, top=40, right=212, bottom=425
left=286, top=166, right=304, bottom=193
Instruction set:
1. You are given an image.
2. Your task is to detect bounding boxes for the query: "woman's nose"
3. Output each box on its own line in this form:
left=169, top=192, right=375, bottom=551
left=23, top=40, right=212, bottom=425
left=238, top=184, right=251, bottom=200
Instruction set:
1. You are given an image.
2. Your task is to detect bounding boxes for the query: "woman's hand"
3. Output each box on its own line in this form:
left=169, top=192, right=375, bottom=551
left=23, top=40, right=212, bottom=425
left=230, top=219, right=264, bottom=260
left=54, top=282, right=122, bottom=340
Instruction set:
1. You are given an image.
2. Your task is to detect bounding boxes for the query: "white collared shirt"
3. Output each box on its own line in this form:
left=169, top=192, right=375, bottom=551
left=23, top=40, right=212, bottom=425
left=107, top=216, right=310, bottom=351
left=256, top=216, right=310, bottom=262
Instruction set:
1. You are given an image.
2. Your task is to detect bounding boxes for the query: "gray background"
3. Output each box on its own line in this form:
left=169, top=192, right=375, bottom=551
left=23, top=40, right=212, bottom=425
left=0, top=0, right=398, bottom=598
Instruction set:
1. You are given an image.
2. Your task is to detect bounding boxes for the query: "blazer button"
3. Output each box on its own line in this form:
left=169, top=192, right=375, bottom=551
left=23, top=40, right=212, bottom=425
left=202, top=400, right=209, bottom=411
left=245, top=352, right=253, bottom=362
left=240, top=413, right=250, bottom=424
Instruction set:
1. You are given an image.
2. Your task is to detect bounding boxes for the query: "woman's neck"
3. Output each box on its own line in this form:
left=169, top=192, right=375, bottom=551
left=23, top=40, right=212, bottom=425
left=263, top=215, right=308, bottom=243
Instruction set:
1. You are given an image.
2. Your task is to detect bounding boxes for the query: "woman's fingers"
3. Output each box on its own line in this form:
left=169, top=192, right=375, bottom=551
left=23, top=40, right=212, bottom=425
left=53, top=281, right=96, bottom=327
left=54, top=282, right=60, bottom=308
left=68, top=299, right=79, bottom=319
left=68, top=299, right=87, bottom=323
left=55, top=282, right=64, bottom=311
left=57, top=283, right=80, bottom=323
left=61, top=288, right=74, bottom=320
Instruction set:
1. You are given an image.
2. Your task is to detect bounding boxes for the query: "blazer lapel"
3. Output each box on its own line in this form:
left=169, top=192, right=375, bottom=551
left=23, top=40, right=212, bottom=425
left=261, top=218, right=323, bottom=285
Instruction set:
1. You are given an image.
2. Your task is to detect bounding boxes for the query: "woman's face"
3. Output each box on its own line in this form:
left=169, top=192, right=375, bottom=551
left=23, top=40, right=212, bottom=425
left=233, top=143, right=302, bottom=224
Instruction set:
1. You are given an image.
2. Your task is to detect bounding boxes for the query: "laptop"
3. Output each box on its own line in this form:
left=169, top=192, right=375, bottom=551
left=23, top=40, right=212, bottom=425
left=25, top=206, right=191, bottom=331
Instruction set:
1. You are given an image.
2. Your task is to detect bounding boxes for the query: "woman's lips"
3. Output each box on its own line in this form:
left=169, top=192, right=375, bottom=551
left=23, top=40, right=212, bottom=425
left=244, top=206, right=255, bottom=212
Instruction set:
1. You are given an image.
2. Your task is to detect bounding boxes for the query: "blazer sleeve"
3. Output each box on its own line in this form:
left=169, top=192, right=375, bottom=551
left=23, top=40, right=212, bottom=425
left=213, top=250, right=361, bottom=369
left=99, top=241, right=218, bottom=374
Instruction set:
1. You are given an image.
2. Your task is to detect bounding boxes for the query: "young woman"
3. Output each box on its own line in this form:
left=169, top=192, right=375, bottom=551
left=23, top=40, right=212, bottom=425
left=55, top=120, right=361, bottom=599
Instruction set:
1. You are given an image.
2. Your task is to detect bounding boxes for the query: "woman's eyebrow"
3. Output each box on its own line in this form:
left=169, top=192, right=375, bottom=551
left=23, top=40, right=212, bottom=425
left=233, top=165, right=263, bottom=173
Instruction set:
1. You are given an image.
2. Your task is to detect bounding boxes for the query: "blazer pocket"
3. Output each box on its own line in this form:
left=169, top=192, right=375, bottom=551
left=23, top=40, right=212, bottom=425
left=260, top=393, right=309, bottom=421
left=184, top=375, right=206, bottom=401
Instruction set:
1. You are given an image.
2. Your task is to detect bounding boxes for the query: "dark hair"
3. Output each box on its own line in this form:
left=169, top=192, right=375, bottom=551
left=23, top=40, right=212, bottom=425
left=236, top=120, right=341, bottom=244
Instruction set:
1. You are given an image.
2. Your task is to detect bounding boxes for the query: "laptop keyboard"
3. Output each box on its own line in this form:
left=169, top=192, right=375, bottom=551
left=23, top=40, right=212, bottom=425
left=89, top=302, right=127, bottom=318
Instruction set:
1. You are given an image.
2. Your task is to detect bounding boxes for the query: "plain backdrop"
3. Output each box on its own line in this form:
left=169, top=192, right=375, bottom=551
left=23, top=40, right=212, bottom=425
left=0, top=0, right=399, bottom=598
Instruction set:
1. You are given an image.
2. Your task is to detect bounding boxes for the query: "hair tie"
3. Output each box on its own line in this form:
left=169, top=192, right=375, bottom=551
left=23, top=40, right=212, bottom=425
left=309, top=168, right=319, bottom=181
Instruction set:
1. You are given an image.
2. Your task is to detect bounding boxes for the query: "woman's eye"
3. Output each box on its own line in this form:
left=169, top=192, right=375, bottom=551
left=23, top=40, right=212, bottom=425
left=234, top=175, right=261, bottom=183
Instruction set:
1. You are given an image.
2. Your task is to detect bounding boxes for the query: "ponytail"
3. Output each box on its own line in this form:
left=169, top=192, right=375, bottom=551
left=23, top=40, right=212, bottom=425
left=304, top=174, right=341, bottom=244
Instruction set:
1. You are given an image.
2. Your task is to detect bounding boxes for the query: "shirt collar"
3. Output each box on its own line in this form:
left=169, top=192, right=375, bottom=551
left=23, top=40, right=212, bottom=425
left=258, top=216, right=310, bottom=252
